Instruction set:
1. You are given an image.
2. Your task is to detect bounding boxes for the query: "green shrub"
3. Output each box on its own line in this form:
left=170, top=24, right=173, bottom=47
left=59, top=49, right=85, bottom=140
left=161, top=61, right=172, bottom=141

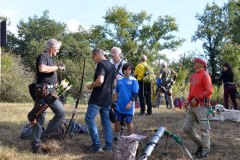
left=1, top=52, right=34, bottom=102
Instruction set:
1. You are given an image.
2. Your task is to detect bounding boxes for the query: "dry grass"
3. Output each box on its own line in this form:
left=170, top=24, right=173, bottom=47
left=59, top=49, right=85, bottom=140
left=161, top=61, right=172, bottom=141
left=0, top=103, right=239, bottom=160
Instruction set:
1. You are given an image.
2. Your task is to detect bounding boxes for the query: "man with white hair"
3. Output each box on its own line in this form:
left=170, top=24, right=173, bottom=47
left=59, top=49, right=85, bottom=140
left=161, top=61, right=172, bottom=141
left=183, top=55, right=213, bottom=158
left=111, top=47, right=127, bottom=129
left=134, top=55, right=152, bottom=115
left=111, top=47, right=126, bottom=80
left=31, top=38, right=65, bottom=154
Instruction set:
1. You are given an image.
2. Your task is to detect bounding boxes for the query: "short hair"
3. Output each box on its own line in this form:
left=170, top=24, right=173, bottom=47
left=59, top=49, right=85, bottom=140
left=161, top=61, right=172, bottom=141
left=45, top=38, right=62, bottom=50
left=122, top=62, right=134, bottom=74
left=111, top=47, right=122, bottom=55
left=223, top=63, right=233, bottom=74
left=141, top=55, right=147, bottom=62
left=92, top=48, right=103, bottom=55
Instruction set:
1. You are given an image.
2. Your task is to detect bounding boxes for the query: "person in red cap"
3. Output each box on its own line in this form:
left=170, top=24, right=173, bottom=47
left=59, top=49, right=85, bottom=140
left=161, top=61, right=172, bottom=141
left=183, top=55, right=213, bottom=158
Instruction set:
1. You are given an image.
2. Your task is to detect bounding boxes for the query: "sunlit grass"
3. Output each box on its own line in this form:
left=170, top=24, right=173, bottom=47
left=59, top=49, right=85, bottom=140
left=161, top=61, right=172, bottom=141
left=0, top=103, right=239, bottom=160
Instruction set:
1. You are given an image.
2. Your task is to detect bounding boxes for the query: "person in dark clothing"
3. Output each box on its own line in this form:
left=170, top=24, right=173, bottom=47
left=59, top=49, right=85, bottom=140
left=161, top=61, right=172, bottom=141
left=31, top=38, right=65, bottom=154
left=85, top=48, right=116, bottom=153
left=219, top=63, right=238, bottom=110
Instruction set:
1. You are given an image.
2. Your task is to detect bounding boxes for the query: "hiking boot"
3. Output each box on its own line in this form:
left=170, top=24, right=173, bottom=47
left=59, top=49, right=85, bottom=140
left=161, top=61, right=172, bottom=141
left=194, top=146, right=202, bottom=156
left=196, top=152, right=208, bottom=159
left=32, top=147, right=42, bottom=154
left=87, top=145, right=103, bottom=154
left=32, top=146, right=47, bottom=154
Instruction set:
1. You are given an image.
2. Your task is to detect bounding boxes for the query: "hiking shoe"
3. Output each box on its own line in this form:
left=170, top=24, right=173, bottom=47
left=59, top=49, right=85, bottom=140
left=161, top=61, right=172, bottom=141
left=32, top=148, right=42, bottom=154
left=87, top=146, right=103, bottom=154
left=196, top=152, right=208, bottom=159
left=121, top=125, right=126, bottom=130
left=194, top=146, right=202, bottom=156
left=32, top=147, right=47, bottom=154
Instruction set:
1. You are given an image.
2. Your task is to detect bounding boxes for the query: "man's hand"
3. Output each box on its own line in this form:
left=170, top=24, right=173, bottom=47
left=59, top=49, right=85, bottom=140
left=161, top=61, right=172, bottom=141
left=58, top=64, right=65, bottom=70
left=111, top=101, right=117, bottom=109
left=86, top=83, right=93, bottom=90
left=190, top=98, right=197, bottom=106
left=126, top=101, right=133, bottom=110
left=184, top=100, right=190, bottom=107
left=184, top=98, right=197, bottom=107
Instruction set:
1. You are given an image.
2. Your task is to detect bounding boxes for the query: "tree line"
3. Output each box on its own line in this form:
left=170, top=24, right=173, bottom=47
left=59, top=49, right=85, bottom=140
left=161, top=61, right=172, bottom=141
left=1, top=1, right=240, bottom=102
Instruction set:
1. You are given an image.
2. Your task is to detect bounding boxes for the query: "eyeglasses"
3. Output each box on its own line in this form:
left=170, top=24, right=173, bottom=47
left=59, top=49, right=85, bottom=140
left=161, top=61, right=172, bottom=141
left=92, top=54, right=97, bottom=59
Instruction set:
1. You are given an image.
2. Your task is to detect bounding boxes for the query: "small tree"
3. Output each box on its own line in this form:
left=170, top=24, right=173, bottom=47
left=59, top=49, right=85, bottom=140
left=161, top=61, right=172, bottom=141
left=1, top=52, right=34, bottom=102
left=192, top=3, right=228, bottom=84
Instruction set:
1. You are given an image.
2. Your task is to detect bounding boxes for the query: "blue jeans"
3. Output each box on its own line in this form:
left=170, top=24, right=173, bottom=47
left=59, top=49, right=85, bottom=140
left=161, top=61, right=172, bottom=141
left=155, top=88, right=168, bottom=107
left=31, top=98, right=65, bottom=150
left=85, top=104, right=112, bottom=149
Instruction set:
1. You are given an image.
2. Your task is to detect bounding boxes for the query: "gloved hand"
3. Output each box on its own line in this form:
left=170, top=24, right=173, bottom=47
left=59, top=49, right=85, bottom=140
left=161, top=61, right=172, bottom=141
left=58, top=64, right=65, bottom=70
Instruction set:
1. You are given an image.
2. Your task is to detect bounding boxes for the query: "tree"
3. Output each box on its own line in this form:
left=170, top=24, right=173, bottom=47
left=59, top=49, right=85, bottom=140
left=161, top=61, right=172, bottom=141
left=89, top=6, right=184, bottom=66
left=192, top=3, right=228, bottom=84
left=1, top=52, right=34, bottom=102
left=227, top=0, right=240, bottom=44
left=11, top=10, right=66, bottom=70
left=220, top=43, right=240, bottom=84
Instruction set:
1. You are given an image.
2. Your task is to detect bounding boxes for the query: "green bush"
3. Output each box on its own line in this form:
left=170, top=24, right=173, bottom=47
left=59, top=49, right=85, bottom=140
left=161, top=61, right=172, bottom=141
left=1, top=52, right=34, bottom=102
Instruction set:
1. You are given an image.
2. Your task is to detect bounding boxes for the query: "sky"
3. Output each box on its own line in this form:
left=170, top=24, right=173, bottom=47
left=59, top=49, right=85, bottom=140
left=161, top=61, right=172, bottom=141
left=0, top=0, right=228, bottom=61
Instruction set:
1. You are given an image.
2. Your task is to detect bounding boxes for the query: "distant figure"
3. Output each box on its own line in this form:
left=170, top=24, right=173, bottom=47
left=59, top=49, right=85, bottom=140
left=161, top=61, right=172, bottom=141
left=183, top=55, right=213, bottom=158
left=114, top=63, right=139, bottom=137
left=159, top=62, right=177, bottom=109
left=134, top=55, right=152, bottom=115
left=85, top=48, right=115, bottom=153
left=155, top=76, right=168, bottom=108
left=219, top=63, right=238, bottom=110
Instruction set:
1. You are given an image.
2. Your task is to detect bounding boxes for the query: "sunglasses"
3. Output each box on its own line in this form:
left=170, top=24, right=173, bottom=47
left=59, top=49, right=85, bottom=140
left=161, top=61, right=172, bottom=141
left=92, top=53, right=97, bottom=59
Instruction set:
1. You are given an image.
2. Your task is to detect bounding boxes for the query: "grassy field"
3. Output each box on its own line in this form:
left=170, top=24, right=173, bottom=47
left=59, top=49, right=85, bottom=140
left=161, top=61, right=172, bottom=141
left=0, top=103, right=240, bottom=160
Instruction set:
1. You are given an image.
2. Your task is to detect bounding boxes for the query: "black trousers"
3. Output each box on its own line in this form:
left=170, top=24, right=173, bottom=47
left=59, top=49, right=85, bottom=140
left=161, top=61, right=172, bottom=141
left=224, top=84, right=238, bottom=110
left=138, top=81, right=152, bottom=114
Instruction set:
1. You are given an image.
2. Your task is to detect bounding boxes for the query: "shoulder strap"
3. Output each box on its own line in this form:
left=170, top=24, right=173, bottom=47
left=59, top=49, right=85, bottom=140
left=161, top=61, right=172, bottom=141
left=141, top=63, right=148, bottom=70
left=116, top=60, right=123, bottom=76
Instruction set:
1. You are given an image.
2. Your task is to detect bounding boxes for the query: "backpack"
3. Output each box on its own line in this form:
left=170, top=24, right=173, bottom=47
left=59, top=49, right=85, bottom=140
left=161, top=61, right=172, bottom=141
left=174, top=98, right=185, bottom=109
left=113, top=134, right=147, bottom=160
left=142, top=64, right=155, bottom=83
left=20, top=119, right=88, bottom=140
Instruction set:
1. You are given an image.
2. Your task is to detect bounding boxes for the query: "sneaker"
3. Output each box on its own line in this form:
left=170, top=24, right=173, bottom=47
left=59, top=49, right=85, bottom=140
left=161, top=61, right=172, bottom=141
left=121, top=125, right=126, bottom=130
left=146, top=113, right=152, bottom=115
left=103, top=146, right=112, bottom=152
left=87, top=146, right=103, bottom=154
left=140, top=112, right=145, bottom=115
